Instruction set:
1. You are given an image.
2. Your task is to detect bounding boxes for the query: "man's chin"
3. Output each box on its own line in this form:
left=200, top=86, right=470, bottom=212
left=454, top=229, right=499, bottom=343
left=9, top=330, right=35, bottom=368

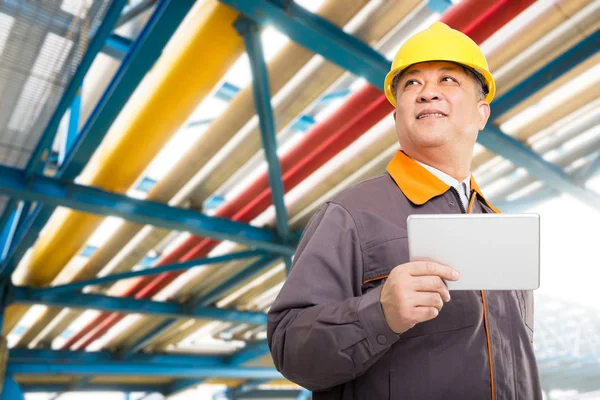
left=413, top=135, right=449, bottom=149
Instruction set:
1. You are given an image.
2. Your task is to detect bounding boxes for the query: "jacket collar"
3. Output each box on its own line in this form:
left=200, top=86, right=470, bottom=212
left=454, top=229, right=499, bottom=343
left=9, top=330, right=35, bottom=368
left=386, top=150, right=498, bottom=212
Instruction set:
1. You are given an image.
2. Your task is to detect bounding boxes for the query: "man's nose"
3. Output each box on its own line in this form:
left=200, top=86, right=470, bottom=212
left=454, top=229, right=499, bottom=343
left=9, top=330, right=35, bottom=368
left=417, top=82, right=442, bottom=102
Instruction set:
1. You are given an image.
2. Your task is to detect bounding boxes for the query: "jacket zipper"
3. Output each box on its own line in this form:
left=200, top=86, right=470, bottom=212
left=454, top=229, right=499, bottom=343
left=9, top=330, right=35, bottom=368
left=449, top=187, right=466, bottom=214
left=452, top=186, right=495, bottom=400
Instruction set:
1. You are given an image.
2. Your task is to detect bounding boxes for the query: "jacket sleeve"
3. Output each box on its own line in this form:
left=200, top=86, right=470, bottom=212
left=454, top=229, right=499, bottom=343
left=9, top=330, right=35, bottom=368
left=267, top=202, right=399, bottom=391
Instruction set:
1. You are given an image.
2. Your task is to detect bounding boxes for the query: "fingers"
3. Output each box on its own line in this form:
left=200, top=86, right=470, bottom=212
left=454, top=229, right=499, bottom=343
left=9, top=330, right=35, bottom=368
left=412, top=306, right=440, bottom=323
left=411, top=276, right=451, bottom=302
left=410, top=292, right=444, bottom=311
left=409, top=261, right=460, bottom=281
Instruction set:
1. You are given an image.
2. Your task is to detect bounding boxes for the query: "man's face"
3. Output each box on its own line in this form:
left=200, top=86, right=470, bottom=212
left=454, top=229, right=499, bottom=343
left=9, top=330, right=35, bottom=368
left=393, top=61, right=490, bottom=156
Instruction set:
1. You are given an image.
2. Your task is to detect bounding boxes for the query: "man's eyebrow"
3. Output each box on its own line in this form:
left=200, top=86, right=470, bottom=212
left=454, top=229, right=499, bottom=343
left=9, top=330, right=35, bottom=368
left=402, top=66, right=462, bottom=78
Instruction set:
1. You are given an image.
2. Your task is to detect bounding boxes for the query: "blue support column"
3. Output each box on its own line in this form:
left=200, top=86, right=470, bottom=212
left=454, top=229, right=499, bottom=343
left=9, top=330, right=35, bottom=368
left=58, top=88, right=82, bottom=166
left=0, top=0, right=196, bottom=278
left=0, top=201, right=32, bottom=265
left=284, top=256, right=293, bottom=275
left=103, top=34, right=133, bottom=60
left=236, top=17, right=290, bottom=240
left=297, top=388, right=312, bottom=400
left=220, top=0, right=390, bottom=90
left=0, top=376, right=24, bottom=400
left=0, top=206, right=18, bottom=263
left=117, top=0, right=157, bottom=28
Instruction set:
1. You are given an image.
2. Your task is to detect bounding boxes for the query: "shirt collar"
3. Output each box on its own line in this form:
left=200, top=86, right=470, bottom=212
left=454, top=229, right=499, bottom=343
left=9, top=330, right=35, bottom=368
left=414, top=159, right=470, bottom=195
left=386, top=150, right=497, bottom=212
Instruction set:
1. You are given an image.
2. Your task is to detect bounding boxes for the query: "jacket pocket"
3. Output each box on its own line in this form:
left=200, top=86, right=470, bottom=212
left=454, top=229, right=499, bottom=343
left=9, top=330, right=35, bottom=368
left=398, top=290, right=477, bottom=339
left=390, top=291, right=487, bottom=399
left=362, top=236, right=409, bottom=286
left=516, top=290, right=534, bottom=340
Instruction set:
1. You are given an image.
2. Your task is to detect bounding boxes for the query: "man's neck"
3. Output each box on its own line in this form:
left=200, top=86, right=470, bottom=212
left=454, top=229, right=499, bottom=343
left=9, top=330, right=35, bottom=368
left=406, top=151, right=471, bottom=182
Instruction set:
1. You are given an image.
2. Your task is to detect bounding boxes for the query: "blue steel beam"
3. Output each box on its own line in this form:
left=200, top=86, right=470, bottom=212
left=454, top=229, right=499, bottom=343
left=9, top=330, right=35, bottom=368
left=577, top=152, right=600, bottom=183
left=219, top=0, right=390, bottom=90
left=7, top=361, right=283, bottom=380
left=103, top=34, right=134, bottom=60
left=237, top=389, right=304, bottom=399
left=2, top=201, right=32, bottom=261
left=477, top=126, right=600, bottom=212
left=0, top=204, right=20, bottom=262
left=11, top=287, right=268, bottom=326
left=117, top=0, right=157, bottom=28
left=0, top=165, right=293, bottom=257
left=492, top=30, right=600, bottom=117
left=38, top=250, right=265, bottom=296
left=226, top=339, right=270, bottom=366
left=0, top=0, right=196, bottom=278
left=297, top=388, right=312, bottom=400
left=237, top=17, right=290, bottom=239
left=0, top=199, right=18, bottom=248
left=119, top=255, right=278, bottom=357
left=21, top=383, right=168, bottom=394
left=493, top=151, right=600, bottom=212
left=9, top=348, right=225, bottom=367
left=58, top=89, right=82, bottom=166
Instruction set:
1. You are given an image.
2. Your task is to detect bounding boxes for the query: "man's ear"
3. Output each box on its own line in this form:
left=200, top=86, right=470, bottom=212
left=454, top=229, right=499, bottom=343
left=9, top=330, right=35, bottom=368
left=393, top=110, right=397, bottom=120
left=477, top=101, right=491, bottom=130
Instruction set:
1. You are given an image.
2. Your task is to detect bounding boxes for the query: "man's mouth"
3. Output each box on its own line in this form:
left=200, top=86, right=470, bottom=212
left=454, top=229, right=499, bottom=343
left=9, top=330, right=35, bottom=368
left=417, top=110, right=447, bottom=119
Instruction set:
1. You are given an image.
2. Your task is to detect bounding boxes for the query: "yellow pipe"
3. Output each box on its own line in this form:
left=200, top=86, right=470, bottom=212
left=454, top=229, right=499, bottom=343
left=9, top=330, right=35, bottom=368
left=5, top=0, right=243, bottom=335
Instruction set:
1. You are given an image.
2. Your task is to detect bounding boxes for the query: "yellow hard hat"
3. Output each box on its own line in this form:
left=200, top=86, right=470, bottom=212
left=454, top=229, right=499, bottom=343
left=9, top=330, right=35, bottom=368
left=384, top=22, right=496, bottom=106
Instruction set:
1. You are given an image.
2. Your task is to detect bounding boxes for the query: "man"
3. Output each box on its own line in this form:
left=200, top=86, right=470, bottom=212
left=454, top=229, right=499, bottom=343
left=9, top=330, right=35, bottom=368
left=267, top=22, right=541, bottom=399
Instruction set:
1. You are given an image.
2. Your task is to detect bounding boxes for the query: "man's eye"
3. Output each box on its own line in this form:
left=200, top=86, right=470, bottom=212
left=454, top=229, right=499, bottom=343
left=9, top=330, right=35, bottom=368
left=404, top=79, right=419, bottom=87
left=442, top=76, right=457, bottom=82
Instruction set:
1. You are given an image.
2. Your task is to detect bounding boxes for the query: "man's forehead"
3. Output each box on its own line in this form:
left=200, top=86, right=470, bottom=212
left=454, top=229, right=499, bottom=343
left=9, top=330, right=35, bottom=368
left=402, top=62, right=463, bottom=76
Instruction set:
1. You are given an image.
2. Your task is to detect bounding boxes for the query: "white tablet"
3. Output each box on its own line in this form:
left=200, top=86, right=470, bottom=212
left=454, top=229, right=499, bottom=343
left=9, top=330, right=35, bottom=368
left=407, top=214, right=540, bottom=290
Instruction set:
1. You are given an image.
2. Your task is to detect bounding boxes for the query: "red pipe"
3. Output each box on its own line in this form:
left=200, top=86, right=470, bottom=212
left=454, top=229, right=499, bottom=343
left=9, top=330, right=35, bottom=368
left=62, top=0, right=534, bottom=351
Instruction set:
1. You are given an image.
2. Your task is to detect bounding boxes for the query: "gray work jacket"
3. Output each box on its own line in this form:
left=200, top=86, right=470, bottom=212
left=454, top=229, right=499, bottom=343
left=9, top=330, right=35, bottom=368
left=267, top=150, right=542, bottom=400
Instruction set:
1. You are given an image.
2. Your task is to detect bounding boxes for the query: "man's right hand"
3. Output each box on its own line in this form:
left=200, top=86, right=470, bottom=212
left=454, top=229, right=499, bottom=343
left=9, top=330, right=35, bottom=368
left=380, top=261, right=460, bottom=334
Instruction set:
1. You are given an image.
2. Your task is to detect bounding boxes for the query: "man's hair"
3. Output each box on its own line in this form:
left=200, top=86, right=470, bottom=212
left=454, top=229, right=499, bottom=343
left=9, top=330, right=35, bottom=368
left=391, top=64, right=488, bottom=102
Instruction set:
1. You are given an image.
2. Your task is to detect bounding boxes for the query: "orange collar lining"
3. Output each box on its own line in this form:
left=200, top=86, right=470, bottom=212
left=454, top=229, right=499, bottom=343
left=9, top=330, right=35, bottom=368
left=386, top=150, right=498, bottom=212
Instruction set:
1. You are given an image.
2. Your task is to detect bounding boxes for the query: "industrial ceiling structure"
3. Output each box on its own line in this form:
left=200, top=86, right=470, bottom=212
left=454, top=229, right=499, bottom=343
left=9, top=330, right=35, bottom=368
left=0, top=0, right=598, bottom=399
